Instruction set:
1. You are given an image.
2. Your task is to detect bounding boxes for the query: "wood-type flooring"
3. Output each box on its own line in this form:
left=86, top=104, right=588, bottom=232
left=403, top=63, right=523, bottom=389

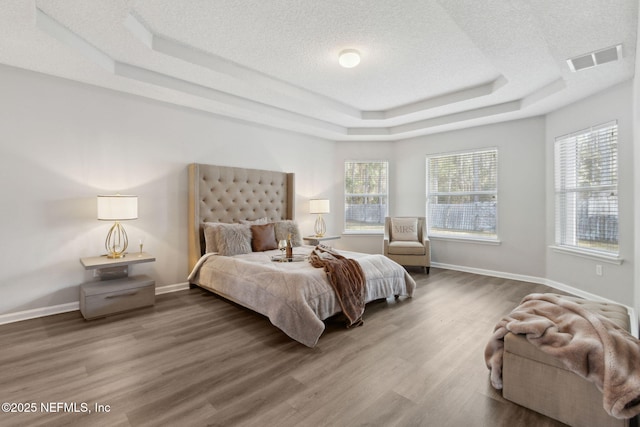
left=0, top=268, right=574, bottom=426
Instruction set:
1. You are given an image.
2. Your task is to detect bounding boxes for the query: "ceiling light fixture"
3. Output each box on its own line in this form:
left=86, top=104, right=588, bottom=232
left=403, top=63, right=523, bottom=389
left=338, top=49, right=361, bottom=68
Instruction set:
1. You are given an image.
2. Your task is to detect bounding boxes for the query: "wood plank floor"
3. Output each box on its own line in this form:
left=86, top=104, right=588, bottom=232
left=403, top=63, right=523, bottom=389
left=0, top=268, right=572, bottom=427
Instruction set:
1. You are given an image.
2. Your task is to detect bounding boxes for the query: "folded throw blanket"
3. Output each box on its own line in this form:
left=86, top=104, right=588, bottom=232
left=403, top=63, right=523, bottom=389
left=309, top=245, right=366, bottom=327
left=484, top=293, right=640, bottom=419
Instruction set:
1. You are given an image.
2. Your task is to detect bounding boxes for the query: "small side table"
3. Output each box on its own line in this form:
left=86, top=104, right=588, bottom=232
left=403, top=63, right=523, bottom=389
left=79, top=252, right=156, bottom=320
left=303, top=235, right=341, bottom=246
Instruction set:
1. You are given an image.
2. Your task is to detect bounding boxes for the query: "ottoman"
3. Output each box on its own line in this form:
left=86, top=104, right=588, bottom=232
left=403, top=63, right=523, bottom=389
left=502, top=295, right=633, bottom=427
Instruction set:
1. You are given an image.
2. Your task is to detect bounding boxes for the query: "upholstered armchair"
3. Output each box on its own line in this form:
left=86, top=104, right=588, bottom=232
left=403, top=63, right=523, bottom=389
left=383, top=217, right=430, bottom=273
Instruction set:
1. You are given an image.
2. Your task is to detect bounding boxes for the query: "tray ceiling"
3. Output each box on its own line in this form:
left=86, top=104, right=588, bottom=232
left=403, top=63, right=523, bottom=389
left=0, top=0, right=637, bottom=140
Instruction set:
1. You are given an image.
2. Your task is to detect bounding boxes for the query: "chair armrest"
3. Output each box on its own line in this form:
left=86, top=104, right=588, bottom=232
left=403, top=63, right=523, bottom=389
left=422, top=238, right=431, bottom=262
left=383, top=217, right=391, bottom=255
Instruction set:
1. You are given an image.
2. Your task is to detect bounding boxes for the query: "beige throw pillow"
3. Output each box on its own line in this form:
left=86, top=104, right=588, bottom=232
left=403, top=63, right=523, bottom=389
left=203, top=222, right=223, bottom=253
left=215, top=224, right=252, bottom=256
left=274, top=220, right=303, bottom=247
left=392, top=217, right=419, bottom=241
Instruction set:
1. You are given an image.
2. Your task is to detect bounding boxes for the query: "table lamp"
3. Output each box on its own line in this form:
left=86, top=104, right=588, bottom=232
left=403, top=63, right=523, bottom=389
left=309, top=199, right=330, bottom=237
left=97, top=195, right=138, bottom=258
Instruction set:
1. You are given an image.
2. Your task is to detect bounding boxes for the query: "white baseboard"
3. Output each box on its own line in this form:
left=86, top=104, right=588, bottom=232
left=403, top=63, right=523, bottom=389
left=0, top=302, right=79, bottom=326
left=156, top=282, right=190, bottom=294
left=0, top=281, right=192, bottom=326
left=431, top=261, right=616, bottom=302
left=431, top=262, right=639, bottom=337
left=2, top=269, right=637, bottom=338
left=430, top=262, right=547, bottom=286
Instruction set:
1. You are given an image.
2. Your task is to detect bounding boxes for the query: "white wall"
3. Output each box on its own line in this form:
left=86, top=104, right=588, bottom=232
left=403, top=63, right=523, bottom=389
left=546, top=80, right=634, bottom=304
left=334, top=85, right=635, bottom=306
left=0, top=64, right=335, bottom=316
left=394, top=117, right=547, bottom=278
left=1, top=61, right=635, bottom=320
left=333, top=117, right=548, bottom=278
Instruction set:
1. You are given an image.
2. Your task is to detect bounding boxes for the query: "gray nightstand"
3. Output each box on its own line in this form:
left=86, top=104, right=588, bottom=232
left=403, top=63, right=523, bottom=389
left=79, top=252, right=156, bottom=320
left=303, top=235, right=341, bottom=246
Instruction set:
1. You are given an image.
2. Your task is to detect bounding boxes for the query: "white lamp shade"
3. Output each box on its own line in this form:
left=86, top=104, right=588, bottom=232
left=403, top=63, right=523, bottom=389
left=309, top=199, right=330, bottom=214
left=97, top=195, right=138, bottom=220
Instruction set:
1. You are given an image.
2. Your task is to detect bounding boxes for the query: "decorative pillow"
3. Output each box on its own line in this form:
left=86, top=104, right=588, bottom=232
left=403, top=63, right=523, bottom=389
left=391, top=217, right=419, bottom=242
left=203, top=222, right=223, bottom=253
left=274, top=220, right=303, bottom=247
left=251, top=223, right=278, bottom=252
left=215, top=224, right=252, bottom=256
left=240, top=217, right=269, bottom=225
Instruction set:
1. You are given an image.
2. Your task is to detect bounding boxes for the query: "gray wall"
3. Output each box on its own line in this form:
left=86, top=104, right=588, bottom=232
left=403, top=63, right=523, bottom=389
left=0, top=61, right=636, bottom=320
left=545, top=81, right=634, bottom=304
left=335, top=82, right=635, bottom=307
left=393, top=117, right=547, bottom=278
left=0, top=64, right=335, bottom=317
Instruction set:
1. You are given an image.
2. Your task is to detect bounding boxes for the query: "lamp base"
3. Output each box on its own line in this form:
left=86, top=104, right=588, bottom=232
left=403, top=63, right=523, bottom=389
left=105, top=221, right=129, bottom=259
left=314, top=215, right=326, bottom=238
left=106, top=252, right=126, bottom=259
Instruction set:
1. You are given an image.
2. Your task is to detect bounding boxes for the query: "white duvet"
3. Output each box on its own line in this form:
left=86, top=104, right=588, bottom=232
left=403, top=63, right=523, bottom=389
left=188, top=246, right=416, bottom=347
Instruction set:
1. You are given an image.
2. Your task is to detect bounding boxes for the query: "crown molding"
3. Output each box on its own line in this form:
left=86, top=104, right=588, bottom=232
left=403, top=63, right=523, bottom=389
left=36, top=7, right=566, bottom=141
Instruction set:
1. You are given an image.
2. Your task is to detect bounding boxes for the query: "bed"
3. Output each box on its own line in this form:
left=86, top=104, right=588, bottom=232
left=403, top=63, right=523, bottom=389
left=187, top=163, right=416, bottom=347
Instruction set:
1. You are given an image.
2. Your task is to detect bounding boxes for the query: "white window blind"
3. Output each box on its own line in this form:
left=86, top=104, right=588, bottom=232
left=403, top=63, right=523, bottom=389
left=426, top=149, right=498, bottom=239
left=344, top=161, right=388, bottom=232
left=554, top=121, right=618, bottom=255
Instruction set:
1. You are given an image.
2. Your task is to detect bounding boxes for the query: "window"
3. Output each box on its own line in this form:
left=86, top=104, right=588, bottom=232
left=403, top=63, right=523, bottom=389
left=426, top=149, right=498, bottom=240
left=344, top=161, right=388, bottom=232
left=554, top=121, right=618, bottom=255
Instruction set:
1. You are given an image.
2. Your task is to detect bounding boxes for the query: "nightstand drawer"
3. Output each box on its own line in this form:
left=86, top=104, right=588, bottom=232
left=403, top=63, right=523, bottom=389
left=80, top=275, right=155, bottom=319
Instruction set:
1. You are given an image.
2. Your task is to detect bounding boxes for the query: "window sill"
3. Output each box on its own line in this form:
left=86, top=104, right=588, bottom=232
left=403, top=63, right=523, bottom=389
left=549, top=245, right=623, bottom=265
left=428, top=235, right=501, bottom=245
left=342, top=231, right=384, bottom=236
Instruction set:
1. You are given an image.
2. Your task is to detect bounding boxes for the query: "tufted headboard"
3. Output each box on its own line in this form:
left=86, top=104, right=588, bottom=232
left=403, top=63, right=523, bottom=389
left=188, top=163, right=295, bottom=272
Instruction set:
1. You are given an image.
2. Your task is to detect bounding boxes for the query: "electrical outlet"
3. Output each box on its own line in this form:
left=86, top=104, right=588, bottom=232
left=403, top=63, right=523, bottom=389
left=596, top=265, right=603, bottom=276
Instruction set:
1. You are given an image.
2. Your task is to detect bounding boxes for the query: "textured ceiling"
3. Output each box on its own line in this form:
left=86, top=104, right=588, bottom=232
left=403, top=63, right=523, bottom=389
left=0, top=0, right=637, bottom=140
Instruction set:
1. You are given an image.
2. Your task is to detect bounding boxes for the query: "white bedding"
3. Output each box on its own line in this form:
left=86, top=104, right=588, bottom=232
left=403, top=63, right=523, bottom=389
left=188, top=246, right=416, bottom=347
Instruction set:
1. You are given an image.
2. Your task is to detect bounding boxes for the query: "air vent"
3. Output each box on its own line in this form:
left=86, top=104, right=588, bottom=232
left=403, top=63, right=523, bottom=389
left=567, top=44, right=622, bottom=72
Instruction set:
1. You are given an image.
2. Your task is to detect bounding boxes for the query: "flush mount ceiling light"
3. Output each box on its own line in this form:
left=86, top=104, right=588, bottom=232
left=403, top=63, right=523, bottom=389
left=338, top=49, right=361, bottom=68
